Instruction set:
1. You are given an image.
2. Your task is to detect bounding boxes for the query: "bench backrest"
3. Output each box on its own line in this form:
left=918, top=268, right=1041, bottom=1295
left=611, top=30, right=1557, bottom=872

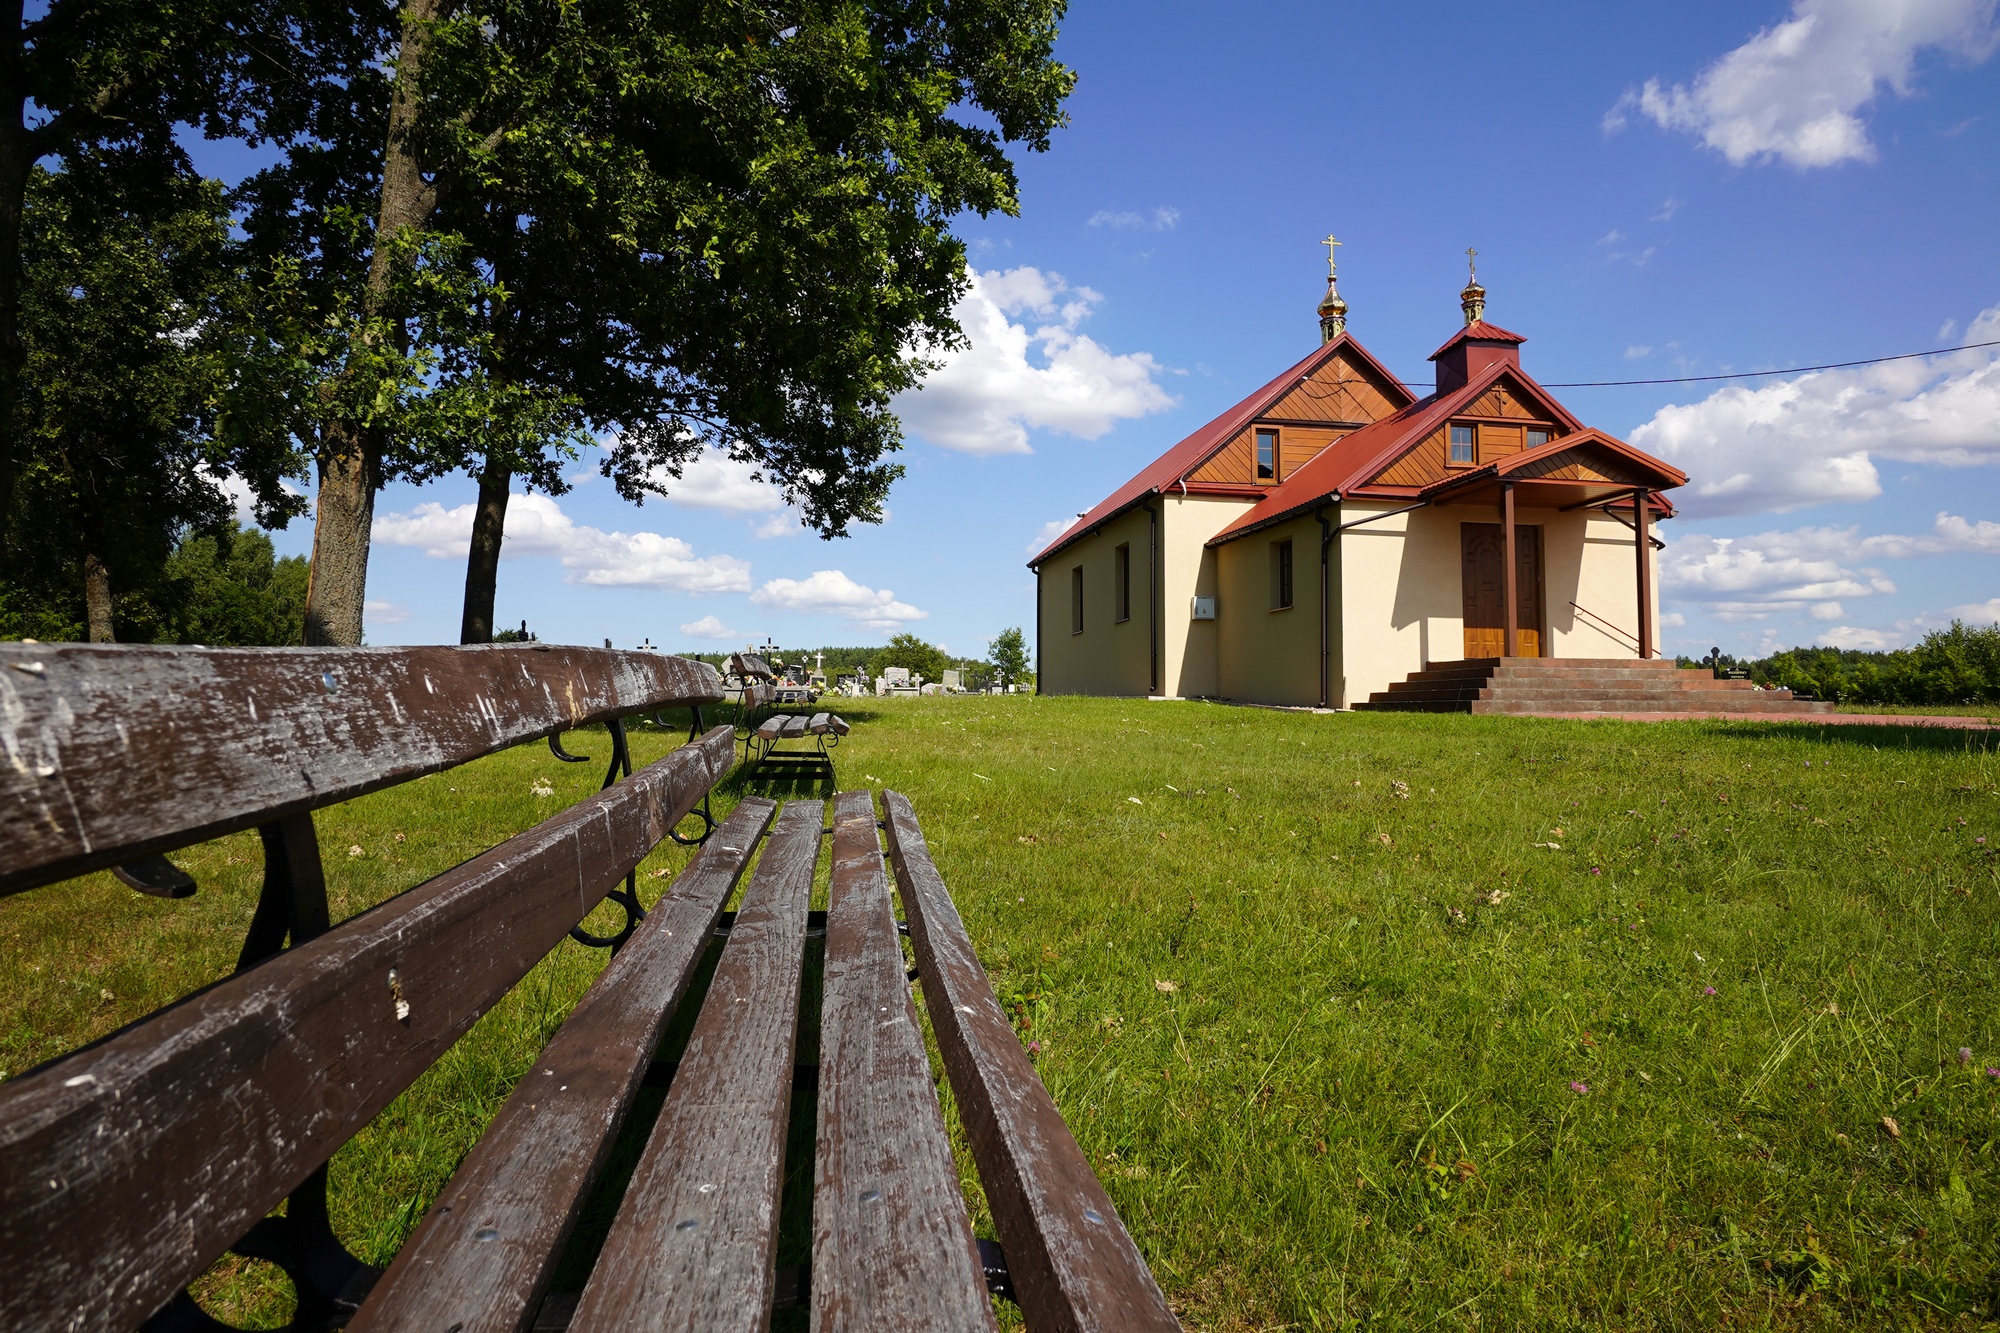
left=0, top=643, right=733, bottom=1329
left=0, top=641, right=724, bottom=896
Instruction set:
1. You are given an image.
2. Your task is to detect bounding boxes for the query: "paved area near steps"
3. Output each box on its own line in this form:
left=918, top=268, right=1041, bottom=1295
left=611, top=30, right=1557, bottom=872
left=1525, top=710, right=1999, bottom=730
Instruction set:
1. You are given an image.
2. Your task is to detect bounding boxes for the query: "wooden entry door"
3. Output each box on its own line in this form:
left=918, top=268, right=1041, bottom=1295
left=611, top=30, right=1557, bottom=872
left=1461, top=523, right=1542, bottom=658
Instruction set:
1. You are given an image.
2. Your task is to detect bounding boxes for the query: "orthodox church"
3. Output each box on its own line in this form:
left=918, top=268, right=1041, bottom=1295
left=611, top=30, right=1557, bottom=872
left=1028, top=247, right=1690, bottom=707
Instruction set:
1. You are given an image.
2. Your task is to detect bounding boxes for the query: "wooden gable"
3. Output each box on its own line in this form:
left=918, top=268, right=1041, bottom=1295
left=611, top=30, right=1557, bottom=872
left=1185, top=348, right=1403, bottom=485
left=1362, top=371, right=1568, bottom=490
left=1508, top=440, right=1655, bottom=487
left=1263, top=348, right=1406, bottom=425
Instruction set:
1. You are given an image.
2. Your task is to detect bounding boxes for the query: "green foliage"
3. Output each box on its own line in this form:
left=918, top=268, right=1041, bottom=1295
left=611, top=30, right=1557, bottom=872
left=2, top=520, right=308, bottom=645
left=988, top=625, right=1030, bottom=686
left=1691, top=622, right=2000, bottom=705
left=403, top=0, right=1077, bottom=538
left=157, top=523, right=309, bottom=645
left=869, top=632, right=949, bottom=682
left=1, top=148, right=306, bottom=634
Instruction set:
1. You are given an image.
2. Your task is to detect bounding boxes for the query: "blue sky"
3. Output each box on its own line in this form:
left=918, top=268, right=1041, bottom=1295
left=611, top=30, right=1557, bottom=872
left=239, top=0, right=2000, bottom=660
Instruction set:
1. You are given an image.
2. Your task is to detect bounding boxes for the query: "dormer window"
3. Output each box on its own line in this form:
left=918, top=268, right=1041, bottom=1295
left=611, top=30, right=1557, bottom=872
left=1527, top=428, right=1551, bottom=448
left=1256, top=429, right=1278, bottom=480
left=1448, top=424, right=1475, bottom=466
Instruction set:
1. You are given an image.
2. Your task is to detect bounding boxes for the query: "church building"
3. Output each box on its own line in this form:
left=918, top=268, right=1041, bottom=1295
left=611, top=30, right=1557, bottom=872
left=1028, top=250, right=1690, bottom=707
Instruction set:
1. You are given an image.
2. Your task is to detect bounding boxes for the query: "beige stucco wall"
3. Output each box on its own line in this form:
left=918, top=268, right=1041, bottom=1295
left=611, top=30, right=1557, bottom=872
left=1162, top=494, right=1257, bottom=698
left=1337, top=500, right=1664, bottom=705
left=1547, top=511, right=1659, bottom=657
left=1339, top=501, right=1453, bottom=707
left=1034, top=506, right=1155, bottom=696
left=1215, top=513, right=1324, bottom=707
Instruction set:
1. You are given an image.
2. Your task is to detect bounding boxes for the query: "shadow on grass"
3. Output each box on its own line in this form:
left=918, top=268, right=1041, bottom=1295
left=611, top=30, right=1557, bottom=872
left=1702, top=719, right=2000, bottom=755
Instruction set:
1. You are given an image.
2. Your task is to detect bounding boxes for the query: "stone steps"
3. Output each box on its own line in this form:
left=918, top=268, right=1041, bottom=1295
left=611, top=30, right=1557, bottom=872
left=1354, top=657, right=1831, bottom=716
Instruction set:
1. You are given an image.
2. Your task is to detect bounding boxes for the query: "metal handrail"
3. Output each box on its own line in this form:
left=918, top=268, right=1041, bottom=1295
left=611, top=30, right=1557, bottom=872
left=1569, top=600, right=1652, bottom=657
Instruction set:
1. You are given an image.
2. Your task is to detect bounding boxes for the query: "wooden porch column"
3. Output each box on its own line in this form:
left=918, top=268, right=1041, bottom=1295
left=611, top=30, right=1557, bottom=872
left=1501, top=481, right=1518, bottom=658
left=1634, top=488, right=1653, bottom=659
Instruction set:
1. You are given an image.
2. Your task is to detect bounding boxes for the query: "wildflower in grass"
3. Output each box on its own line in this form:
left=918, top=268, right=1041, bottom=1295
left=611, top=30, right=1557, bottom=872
left=1155, top=979, right=1179, bottom=993
left=1704, top=986, right=1717, bottom=996
left=1570, top=1081, right=1589, bottom=1095
left=347, top=845, right=364, bottom=858
left=1960, top=1048, right=1975, bottom=1065
left=1979, top=836, right=1988, bottom=845
left=1987, top=1068, right=2000, bottom=1079
left=1027, top=1040, right=1041, bottom=1055
left=1591, top=866, right=1602, bottom=875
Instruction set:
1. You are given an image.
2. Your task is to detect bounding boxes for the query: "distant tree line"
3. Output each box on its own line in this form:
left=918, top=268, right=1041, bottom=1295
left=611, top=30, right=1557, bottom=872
left=678, top=628, right=1033, bottom=689
left=1682, top=620, right=2000, bottom=705
left=0, top=0, right=1073, bottom=646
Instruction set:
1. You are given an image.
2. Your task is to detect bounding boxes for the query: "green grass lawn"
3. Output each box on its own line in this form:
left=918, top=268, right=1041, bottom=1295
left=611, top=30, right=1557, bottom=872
left=5, top=699, right=1999, bottom=1329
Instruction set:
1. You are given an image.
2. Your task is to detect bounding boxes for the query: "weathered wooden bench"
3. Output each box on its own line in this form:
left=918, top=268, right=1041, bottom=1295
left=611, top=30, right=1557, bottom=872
left=0, top=642, right=1177, bottom=1332
left=745, top=709, right=850, bottom=786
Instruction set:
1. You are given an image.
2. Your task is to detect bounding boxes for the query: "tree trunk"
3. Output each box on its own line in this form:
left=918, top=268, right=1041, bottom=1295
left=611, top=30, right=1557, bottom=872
left=299, top=0, right=443, bottom=647
left=303, top=429, right=377, bottom=645
left=82, top=549, right=113, bottom=642
left=0, top=0, right=32, bottom=559
left=459, top=453, right=510, bottom=643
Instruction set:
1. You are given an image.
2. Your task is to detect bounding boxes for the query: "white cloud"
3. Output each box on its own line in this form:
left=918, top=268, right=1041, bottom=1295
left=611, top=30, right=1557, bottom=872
left=1088, top=206, right=1180, bottom=230
left=364, top=600, right=410, bottom=625
left=679, top=614, right=739, bottom=640
left=1605, top=0, right=2000, bottom=168
left=374, top=492, right=750, bottom=593
left=1948, top=596, right=2000, bottom=622
left=1819, top=624, right=1904, bottom=650
left=1660, top=611, right=1688, bottom=628
left=1632, top=303, right=2000, bottom=517
left=1597, top=229, right=1626, bottom=246
left=752, top=509, right=805, bottom=539
left=1651, top=197, right=1682, bottom=222
left=750, top=569, right=927, bottom=631
left=211, top=470, right=305, bottom=526
left=895, top=266, right=1177, bottom=456
left=652, top=445, right=788, bottom=514
left=1625, top=345, right=1653, bottom=360
left=1028, top=515, right=1082, bottom=556
left=1662, top=510, right=1998, bottom=621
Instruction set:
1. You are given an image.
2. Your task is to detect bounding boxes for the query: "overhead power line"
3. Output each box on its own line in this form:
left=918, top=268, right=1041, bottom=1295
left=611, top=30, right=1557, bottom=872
left=1391, top=337, right=2000, bottom=392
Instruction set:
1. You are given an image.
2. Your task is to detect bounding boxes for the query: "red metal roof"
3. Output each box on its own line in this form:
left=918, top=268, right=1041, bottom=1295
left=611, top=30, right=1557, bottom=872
left=1026, top=332, right=1414, bottom=566
left=1205, top=359, right=1599, bottom=545
left=1429, top=320, right=1527, bottom=361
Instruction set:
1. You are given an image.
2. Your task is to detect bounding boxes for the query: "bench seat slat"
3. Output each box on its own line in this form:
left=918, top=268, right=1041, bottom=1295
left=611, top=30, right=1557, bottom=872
left=569, top=800, right=823, bottom=1332
left=346, top=797, right=779, bottom=1333
left=755, top=717, right=786, bottom=741
left=813, top=792, right=994, bottom=1332
left=0, top=727, right=736, bottom=1333
left=779, top=714, right=809, bottom=739
left=0, top=642, right=725, bottom=897
left=883, top=791, right=1180, bottom=1332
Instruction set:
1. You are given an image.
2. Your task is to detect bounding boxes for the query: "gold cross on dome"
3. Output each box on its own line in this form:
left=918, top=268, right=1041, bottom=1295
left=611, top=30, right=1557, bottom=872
left=1322, top=233, right=1341, bottom=277
left=1466, top=246, right=1478, bottom=280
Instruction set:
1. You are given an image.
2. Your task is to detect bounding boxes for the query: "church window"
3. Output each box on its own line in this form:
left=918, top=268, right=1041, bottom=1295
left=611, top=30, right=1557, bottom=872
left=1256, top=429, right=1278, bottom=480
left=1449, top=424, right=1475, bottom=466
left=1071, top=566, right=1084, bottom=634
left=1114, top=543, right=1131, bottom=622
left=1526, top=427, right=1551, bottom=448
left=1270, top=539, right=1294, bottom=610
